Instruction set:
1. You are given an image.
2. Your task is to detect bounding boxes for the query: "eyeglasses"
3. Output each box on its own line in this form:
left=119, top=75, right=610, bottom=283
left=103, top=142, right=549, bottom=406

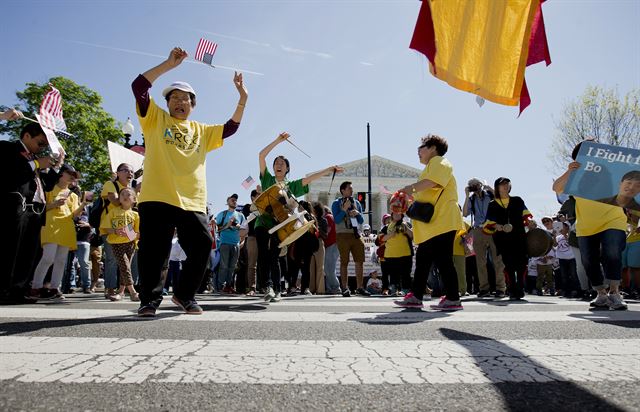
left=168, top=95, right=191, bottom=103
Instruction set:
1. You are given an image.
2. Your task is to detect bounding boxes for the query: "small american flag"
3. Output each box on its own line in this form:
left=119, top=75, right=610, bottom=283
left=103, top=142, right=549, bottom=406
left=241, top=175, right=255, bottom=190
left=194, top=38, right=218, bottom=65
left=39, top=84, right=67, bottom=132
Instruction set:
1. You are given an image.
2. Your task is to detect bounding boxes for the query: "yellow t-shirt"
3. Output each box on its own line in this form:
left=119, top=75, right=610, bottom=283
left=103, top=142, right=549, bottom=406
left=99, top=180, right=126, bottom=229
left=100, top=206, right=140, bottom=244
left=412, top=156, right=464, bottom=244
left=384, top=222, right=412, bottom=258
left=136, top=98, right=224, bottom=213
left=41, top=186, right=79, bottom=250
left=574, top=197, right=627, bottom=237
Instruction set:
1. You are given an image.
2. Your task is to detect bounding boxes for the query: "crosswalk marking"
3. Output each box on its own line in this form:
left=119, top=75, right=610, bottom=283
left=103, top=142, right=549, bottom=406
left=1, top=306, right=637, bottom=322
left=1, top=337, right=638, bottom=384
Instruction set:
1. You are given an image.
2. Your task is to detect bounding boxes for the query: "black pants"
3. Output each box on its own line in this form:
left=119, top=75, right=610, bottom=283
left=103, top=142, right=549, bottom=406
left=412, top=231, right=459, bottom=301
left=255, top=226, right=282, bottom=292
left=386, top=256, right=413, bottom=290
left=380, top=260, right=390, bottom=290
left=0, top=201, right=44, bottom=300
left=137, top=202, right=212, bottom=306
left=502, top=253, right=526, bottom=299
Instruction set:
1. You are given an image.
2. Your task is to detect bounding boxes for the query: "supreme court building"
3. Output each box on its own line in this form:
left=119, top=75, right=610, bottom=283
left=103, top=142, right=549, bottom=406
left=304, top=155, right=421, bottom=232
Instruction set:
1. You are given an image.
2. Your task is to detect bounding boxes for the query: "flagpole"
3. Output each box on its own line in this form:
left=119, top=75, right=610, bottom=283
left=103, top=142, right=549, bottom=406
left=366, top=122, right=372, bottom=228
left=22, top=115, right=75, bottom=138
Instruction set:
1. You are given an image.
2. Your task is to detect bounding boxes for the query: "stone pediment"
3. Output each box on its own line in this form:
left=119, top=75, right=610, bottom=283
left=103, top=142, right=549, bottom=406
left=336, top=155, right=421, bottom=178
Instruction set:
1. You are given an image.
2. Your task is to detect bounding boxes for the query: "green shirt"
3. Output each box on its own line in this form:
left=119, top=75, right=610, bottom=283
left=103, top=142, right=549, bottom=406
left=255, top=167, right=309, bottom=229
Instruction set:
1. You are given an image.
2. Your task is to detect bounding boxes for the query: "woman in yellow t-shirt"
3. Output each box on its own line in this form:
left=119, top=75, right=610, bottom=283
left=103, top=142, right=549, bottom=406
left=394, top=134, right=464, bottom=311
left=100, top=188, right=140, bottom=302
left=29, top=165, right=88, bottom=300
left=553, top=141, right=628, bottom=310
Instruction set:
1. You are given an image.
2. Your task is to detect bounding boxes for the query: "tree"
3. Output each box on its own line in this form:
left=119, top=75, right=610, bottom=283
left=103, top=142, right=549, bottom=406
left=550, top=86, right=640, bottom=171
left=0, top=77, right=125, bottom=191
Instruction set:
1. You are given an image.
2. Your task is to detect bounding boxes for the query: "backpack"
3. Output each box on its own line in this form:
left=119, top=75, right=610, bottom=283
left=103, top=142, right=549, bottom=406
left=88, top=180, right=121, bottom=230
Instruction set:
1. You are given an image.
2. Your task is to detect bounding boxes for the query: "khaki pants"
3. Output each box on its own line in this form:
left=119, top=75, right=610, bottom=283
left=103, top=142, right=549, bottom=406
left=472, top=227, right=506, bottom=292
left=337, top=233, right=365, bottom=289
left=536, top=264, right=555, bottom=291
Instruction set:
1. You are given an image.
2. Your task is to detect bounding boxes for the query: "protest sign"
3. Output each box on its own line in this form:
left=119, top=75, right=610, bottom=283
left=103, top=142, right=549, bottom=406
left=564, top=141, right=640, bottom=211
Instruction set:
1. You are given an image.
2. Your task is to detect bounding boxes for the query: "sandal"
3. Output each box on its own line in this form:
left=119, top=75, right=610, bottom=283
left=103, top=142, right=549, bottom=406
left=245, top=290, right=256, bottom=296
left=382, top=289, right=389, bottom=296
left=130, top=292, right=140, bottom=302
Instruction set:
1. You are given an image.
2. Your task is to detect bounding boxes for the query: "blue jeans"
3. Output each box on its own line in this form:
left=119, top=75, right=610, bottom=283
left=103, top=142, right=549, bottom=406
left=577, top=229, right=626, bottom=289
left=131, top=249, right=139, bottom=285
left=76, top=242, right=91, bottom=289
left=324, top=243, right=340, bottom=291
left=62, top=250, right=77, bottom=292
left=102, top=235, right=119, bottom=289
left=218, top=243, right=239, bottom=289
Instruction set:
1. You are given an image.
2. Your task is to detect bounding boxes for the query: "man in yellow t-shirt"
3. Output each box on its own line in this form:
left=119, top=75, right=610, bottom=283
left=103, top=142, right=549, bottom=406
left=132, top=47, right=248, bottom=317
left=395, top=134, right=464, bottom=311
left=553, top=141, right=628, bottom=310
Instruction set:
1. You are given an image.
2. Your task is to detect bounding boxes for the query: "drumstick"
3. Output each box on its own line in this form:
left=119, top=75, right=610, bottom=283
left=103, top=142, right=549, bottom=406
left=327, top=167, right=337, bottom=194
left=286, top=139, right=311, bottom=158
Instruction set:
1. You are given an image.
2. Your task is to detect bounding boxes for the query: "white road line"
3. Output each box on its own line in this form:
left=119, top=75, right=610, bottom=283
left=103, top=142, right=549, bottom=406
left=79, top=296, right=602, bottom=307
left=0, top=307, right=638, bottom=322
left=1, top=337, right=638, bottom=384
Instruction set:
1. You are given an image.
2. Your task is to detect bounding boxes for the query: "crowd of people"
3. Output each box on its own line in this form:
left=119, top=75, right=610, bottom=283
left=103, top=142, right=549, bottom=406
left=1, top=47, right=638, bottom=315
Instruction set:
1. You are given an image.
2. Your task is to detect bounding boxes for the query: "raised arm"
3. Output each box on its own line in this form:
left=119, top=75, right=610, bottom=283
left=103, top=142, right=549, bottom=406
left=230, top=72, right=248, bottom=123
left=301, top=166, right=344, bottom=187
left=143, top=47, right=187, bottom=85
left=259, top=132, right=289, bottom=176
left=552, top=161, right=581, bottom=194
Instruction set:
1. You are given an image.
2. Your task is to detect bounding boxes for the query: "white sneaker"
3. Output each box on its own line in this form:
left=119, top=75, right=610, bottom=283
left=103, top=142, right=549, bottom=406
left=264, top=287, right=276, bottom=302
left=589, top=293, right=610, bottom=308
left=608, top=293, right=628, bottom=311
left=303, top=288, right=312, bottom=296
left=422, top=294, right=432, bottom=301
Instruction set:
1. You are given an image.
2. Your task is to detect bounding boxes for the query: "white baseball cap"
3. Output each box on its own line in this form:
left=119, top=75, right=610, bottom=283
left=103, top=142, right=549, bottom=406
left=362, top=224, right=371, bottom=230
left=162, top=81, right=196, bottom=98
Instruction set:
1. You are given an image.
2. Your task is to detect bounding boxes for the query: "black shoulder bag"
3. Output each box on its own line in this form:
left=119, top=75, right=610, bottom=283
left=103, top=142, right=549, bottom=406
left=406, top=188, right=444, bottom=223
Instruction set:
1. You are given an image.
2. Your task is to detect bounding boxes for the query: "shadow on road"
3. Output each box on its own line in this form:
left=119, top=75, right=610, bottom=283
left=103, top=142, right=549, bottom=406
left=348, top=308, right=451, bottom=325
left=0, top=312, right=186, bottom=336
left=439, top=328, right=625, bottom=412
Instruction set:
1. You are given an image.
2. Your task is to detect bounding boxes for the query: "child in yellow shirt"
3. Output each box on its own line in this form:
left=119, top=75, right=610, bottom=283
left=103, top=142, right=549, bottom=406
left=100, top=188, right=140, bottom=301
left=30, top=165, right=88, bottom=300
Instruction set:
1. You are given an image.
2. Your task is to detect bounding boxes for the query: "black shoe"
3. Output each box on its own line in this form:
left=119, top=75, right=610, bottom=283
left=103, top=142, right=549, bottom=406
left=342, top=288, right=352, bottom=297
left=494, top=291, right=505, bottom=298
left=137, top=304, right=157, bottom=317
left=171, top=296, right=203, bottom=314
left=477, top=290, right=491, bottom=298
left=355, top=288, right=371, bottom=296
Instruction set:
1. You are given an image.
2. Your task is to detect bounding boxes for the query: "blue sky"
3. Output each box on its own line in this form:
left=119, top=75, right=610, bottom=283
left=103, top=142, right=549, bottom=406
left=1, top=0, right=639, bottom=219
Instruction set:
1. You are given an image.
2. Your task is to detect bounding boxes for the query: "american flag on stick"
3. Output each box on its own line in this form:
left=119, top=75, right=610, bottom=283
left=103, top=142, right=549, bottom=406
left=39, top=84, right=67, bottom=132
left=241, top=175, right=255, bottom=190
left=194, top=38, right=218, bottom=65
